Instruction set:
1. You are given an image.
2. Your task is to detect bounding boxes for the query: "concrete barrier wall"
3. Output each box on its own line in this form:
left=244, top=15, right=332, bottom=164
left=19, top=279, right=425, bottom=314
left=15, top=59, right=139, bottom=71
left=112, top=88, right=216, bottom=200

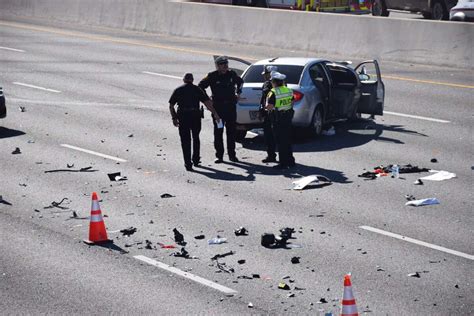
left=1, top=0, right=472, bottom=68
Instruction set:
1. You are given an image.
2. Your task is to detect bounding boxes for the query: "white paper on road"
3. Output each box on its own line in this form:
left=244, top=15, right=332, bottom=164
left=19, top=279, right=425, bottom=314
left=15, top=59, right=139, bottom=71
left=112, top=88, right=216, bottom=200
left=420, top=170, right=456, bottom=181
left=292, top=175, right=331, bottom=190
left=405, top=198, right=440, bottom=207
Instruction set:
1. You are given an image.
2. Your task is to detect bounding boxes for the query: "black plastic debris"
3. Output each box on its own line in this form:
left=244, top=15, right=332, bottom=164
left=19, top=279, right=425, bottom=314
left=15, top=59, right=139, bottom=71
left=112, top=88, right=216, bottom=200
left=19, top=106, right=26, bottom=112
left=161, top=193, right=175, bottom=198
left=145, top=240, right=153, bottom=250
left=431, top=158, right=438, bottom=163
left=67, top=163, right=75, bottom=168
left=252, top=274, right=260, bottom=279
left=128, top=134, right=134, bottom=138
left=215, top=261, right=235, bottom=273
left=211, top=251, right=235, bottom=261
left=12, top=147, right=21, bottom=154
left=295, top=286, right=306, bottom=291
left=34, top=209, right=41, bottom=213
left=455, top=284, right=459, bottom=289
left=317, top=298, right=328, bottom=304
left=280, top=227, right=295, bottom=239
left=0, top=196, right=12, bottom=206
left=405, top=194, right=416, bottom=201
left=261, top=233, right=276, bottom=247
left=408, top=272, right=421, bottom=278
left=234, top=227, right=248, bottom=236
left=120, top=227, right=137, bottom=237
left=44, top=198, right=69, bottom=209
left=45, top=166, right=95, bottom=173
left=19, top=183, right=27, bottom=187
left=72, top=211, right=78, bottom=218
left=237, top=275, right=253, bottom=279
left=238, top=259, right=246, bottom=265
left=414, top=179, right=424, bottom=185
left=359, top=164, right=430, bottom=179
left=194, top=234, right=205, bottom=240
left=287, top=293, right=295, bottom=298
left=173, top=228, right=186, bottom=245
left=107, top=172, right=127, bottom=181
left=291, top=257, right=300, bottom=264
left=248, top=302, right=254, bottom=308
left=172, top=247, right=190, bottom=258
left=278, top=282, right=290, bottom=290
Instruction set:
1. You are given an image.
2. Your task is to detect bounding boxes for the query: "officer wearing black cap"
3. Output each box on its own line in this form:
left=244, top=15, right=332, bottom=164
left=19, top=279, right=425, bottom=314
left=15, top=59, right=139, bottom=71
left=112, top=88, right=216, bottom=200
left=266, top=71, right=296, bottom=170
left=199, top=56, right=244, bottom=163
left=169, top=73, right=220, bottom=171
left=260, top=65, right=278, bottom=163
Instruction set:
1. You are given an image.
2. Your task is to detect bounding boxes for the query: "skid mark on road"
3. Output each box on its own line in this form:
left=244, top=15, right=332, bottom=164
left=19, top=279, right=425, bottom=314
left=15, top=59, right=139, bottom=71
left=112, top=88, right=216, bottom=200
left=134, top=255, right=238, bottom=295
left=142, top=71, right=181, bottom=80
left=61, top=144, right=127, bottom=163
left=360, top=226, right=474, bottom=261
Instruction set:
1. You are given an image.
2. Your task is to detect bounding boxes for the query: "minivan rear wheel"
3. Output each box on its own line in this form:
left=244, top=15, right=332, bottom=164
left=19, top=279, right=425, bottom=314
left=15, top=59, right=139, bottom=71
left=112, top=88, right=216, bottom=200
left=310, top=106, right=323, bottom=137
left=372, top=0, right=389, bottom=16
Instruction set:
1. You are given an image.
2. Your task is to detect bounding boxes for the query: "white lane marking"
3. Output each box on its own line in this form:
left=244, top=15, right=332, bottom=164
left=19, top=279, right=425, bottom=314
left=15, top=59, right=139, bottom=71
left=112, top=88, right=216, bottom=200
left=0, top=46, right=25, bottom=52
left=360, top=226, right=474, bottom=261
left=12, top=82, right=61, bottom=93
left=134, top=255, right=238, bottom=295
left=60, top=144, right=127, bottom=163
left=384, top=111, right=450, bottom=123
left=142, top=71, right=181, bottom=80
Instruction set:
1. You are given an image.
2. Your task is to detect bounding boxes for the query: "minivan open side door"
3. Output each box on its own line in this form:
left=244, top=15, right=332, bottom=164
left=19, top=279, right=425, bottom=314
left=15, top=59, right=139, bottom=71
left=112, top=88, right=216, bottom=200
left=355, top=60, right=384, bottom=116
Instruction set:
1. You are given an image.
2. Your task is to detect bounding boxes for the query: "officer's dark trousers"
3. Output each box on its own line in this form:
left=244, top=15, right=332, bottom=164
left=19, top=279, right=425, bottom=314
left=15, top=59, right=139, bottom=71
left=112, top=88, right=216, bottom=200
left=263, top=114, right=276, bottom=159
left=212, top=104, right=237, bottom=159
left=273, top=110, right=295, bottom=167
left=178, top=111, right=201, bottom=167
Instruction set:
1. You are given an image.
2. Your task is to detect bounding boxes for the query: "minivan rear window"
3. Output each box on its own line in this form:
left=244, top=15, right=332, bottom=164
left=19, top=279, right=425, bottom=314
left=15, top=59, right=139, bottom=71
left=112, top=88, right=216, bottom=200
left=242, top=65, right=305, bottom=84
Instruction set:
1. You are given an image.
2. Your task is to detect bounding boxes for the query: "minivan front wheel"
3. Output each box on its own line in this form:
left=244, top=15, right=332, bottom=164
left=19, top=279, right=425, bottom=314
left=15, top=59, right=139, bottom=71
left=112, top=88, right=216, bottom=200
left=430, top=0, right=448, bottom=20
left=372, top=0, right=389, bottom=16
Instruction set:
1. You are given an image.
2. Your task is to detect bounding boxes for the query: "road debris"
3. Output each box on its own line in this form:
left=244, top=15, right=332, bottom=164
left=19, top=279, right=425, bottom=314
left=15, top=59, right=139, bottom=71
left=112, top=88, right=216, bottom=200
left=405, top=194, right=416, bottom=201
left=238, top=259, right=246, bottom=264
left=215, top=261, right=234, bottom=273
left=208, top=237, right=227, bottom=245
left=158, top=242, right=176, bottom=249
left=292, top=175, right=331, bottom=190
left=408, top=272, right=421, bottom=278
left=173, top=228, right=186, bottom=245
left=317, top=298, right=328, bottom=304
left=420, top=170, right=456, bottom=181
left=128, top=134, right=134, bottom=138
left=405, top=198, right=440, bottom=207
left=44, top=198, right=69, bottom=209
left=280, top=227, right=295, bottom=239
left=160, top=193, right=175, bottom=198
left=248, top=302, right=254, bottom=308
left=431, top=158, right=438, bottom=163
left=19, top=106, right=26, bottom=112
left=278, top=282, right=290, bottom=290
left=359, top=164, right=430, bottom=180
left=291, top=256, right=300, bottom=264
left=120, top=227, right=137, bottom=237
left=234, top=227, right=248, bottom=236
left=145, top=240, right=154, bottom=249
left=107, top=172, right=128, bottom=181
left=194, top=234, right=205, bottom=240
left=67, top=163, right=74, bottom=168
left=0, top=196, right=12, bottom=206
left=172, top=247, right=191, bottom=258
left=45, top=166, right=95, bottom=173
left=211, top=251, right=235, bottom=261
left=414, top=179, right=424, bottom=185
left=12, top=147, right=21, bottom=154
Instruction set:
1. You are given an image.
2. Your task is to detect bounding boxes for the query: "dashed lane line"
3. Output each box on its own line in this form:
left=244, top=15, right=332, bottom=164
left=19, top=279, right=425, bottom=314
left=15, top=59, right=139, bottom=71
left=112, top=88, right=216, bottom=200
left=60, top=144, right=127, bottom=163
left=134, top=255, right=238, bottom=295
left=142, top=71, right=182, bottom=80
left=12, top=82, right=61, bottom=93
left=360, top=226, right=474, bottom=261
left=0, top=46, right=25, bottom=52
left=384, top=111, right=451, bottom=123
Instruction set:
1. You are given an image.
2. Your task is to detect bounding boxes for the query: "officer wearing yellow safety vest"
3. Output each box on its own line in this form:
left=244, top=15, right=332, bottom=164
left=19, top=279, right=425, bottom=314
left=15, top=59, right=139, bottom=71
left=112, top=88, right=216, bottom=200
left=265, top=71, right=296, bottom=170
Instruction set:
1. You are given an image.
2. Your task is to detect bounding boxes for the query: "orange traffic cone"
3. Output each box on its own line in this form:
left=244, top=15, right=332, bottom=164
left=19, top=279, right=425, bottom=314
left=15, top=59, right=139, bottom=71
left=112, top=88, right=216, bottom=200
left=83, top=192, right=112, bottom=245
left=341, top=274, right=358, bottom=316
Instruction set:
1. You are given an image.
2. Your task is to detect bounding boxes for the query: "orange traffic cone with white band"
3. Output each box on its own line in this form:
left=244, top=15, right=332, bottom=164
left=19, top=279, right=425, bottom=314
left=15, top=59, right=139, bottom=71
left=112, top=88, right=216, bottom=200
left=83, top=192, right=112, bottom=245
left=341, top=274, right=358, bottom=316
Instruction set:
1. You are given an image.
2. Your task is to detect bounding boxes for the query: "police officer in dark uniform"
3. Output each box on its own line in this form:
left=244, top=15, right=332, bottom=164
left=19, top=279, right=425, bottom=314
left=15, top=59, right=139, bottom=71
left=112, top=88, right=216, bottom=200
left=266, top=72, right=296, bottom=170
left=259, top=65, right=278, bottom=163
left=169, top=73, right=220, bottom=171
left=198, top=56, right=244, bottom=163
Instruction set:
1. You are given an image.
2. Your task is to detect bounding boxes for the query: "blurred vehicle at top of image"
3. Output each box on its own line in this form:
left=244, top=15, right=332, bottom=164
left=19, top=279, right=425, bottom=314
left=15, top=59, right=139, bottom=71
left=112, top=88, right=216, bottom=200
left=0, top=87, right=6, bottom=119
left=450, top=0, right=474, bottom=20
left=221, top=57, right=384, bottom=140
left=372, top=0, right=457, bottom=19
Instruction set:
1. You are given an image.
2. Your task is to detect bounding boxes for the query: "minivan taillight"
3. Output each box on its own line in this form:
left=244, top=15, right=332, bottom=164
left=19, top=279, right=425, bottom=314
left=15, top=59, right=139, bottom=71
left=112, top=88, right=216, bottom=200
left=293, top=90, right=304, bottom=102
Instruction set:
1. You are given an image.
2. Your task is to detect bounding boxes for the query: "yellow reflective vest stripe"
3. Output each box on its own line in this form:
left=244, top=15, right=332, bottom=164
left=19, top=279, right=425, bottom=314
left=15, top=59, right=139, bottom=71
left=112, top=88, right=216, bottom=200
left=271, top=86, right=293, bottom=111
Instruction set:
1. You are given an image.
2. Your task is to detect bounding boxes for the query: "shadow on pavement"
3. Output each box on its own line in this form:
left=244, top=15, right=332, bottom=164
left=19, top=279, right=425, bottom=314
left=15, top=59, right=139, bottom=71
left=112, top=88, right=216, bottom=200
left=0, top=126, right=26, bottom=139
left=95, top=242, right=128, bottom=254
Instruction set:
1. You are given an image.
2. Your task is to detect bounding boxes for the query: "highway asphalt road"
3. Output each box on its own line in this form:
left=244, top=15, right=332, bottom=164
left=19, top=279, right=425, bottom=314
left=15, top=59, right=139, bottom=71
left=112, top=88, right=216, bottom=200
left=1, top=17, right=473, bottom=315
